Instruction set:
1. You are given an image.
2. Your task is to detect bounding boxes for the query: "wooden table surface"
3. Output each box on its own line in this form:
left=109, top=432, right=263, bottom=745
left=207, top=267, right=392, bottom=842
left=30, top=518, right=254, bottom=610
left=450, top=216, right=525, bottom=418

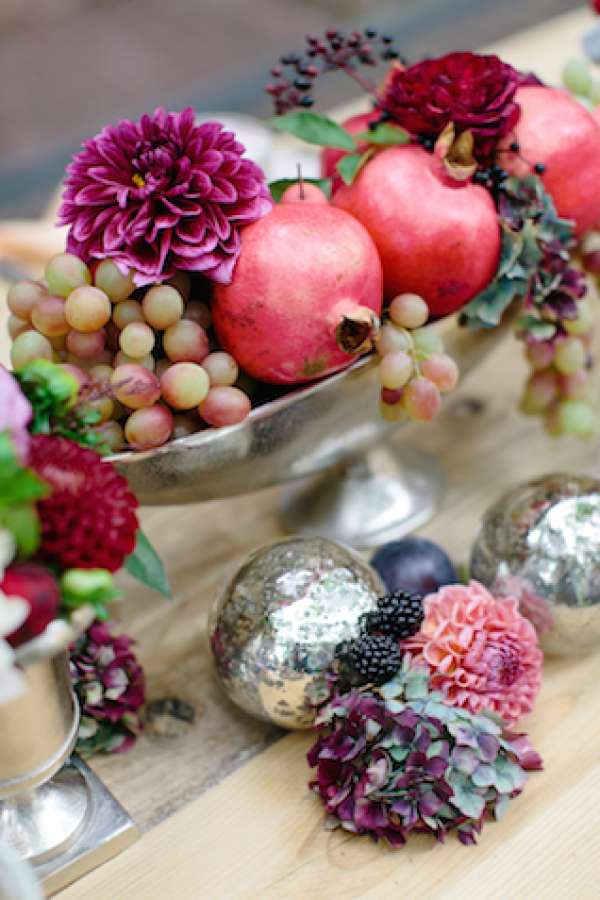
left=3, top=7, right=600, bottom=898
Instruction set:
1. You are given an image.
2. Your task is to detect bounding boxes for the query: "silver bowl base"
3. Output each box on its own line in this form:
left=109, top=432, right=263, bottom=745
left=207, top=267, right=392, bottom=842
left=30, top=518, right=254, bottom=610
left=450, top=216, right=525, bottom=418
left=25, top=757, right=137, bottom=896
left=280, top=443, right=445, bottom=549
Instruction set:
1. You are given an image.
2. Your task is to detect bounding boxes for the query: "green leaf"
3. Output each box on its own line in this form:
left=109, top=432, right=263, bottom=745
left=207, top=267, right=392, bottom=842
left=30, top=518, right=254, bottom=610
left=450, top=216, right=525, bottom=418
left=462, top=278, right=519, bottom=329
left=471, top=763, right=496, bottom=787
left=355, top=123, right=410, bottom=146
left=447, top=773, right=486, bottom=820
left=270, top=111, right=356, bottom=149
left=124, top=529, right=172, bottom=599
left=60, top=568, right=120, bottom=620
left=336, top=148, right=375, bottom=186
left=268, top=177, right=332, bottom=203
left=0, top=506, right=40, bottom=556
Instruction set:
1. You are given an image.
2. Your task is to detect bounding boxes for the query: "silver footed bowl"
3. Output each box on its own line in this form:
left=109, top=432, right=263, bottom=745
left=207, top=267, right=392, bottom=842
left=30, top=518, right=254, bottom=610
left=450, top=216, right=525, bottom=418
left=111, top=313, right=510, bottom=507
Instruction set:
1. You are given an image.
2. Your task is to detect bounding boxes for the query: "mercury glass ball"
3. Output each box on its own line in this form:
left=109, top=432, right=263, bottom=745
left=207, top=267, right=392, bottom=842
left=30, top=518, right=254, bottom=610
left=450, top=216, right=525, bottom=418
left=471, top=473, right=600, bottom=656
left=208, top=536, right=383, bottom=728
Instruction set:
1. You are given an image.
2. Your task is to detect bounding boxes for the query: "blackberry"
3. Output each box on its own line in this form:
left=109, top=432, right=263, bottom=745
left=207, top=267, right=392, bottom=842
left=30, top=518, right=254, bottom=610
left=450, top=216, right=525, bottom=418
left=338, top=635, right=401, bottom=686
left=365, top=591, right=424, bottom=640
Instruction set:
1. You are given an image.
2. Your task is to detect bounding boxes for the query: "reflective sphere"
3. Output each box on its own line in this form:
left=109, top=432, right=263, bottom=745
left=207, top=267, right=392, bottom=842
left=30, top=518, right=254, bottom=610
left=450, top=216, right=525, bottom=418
left=471, top=473, right=600, bottom=656
left=208, top=537, right=383, bottom=728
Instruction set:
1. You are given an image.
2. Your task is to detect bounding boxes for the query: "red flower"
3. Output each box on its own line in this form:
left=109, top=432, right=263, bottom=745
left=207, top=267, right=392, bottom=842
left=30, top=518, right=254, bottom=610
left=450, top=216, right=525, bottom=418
left=383, top=52, right=521, bottom=164
left=2, top=563, right=60, bottom=647
left=29, top=435, right=138, bottom=572
left=592, top=0, right=600, bottom=14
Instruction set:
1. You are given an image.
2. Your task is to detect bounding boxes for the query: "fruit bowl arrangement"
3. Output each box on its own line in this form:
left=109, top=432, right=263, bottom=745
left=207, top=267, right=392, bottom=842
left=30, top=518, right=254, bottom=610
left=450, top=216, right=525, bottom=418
left=4, top=29, right=600, bottom=533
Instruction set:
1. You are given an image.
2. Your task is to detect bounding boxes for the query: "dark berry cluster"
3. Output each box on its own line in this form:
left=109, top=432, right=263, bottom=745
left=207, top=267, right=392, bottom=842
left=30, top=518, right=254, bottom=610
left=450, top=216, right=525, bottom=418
left=265, top=28, right=403, bottom=114
left=364, top=590, right=424, bottom=640
left=337, top=634, right=401, bottom=686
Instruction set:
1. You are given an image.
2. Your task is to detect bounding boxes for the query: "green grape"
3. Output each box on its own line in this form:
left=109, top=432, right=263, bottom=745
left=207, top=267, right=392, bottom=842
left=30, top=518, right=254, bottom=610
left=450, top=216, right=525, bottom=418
left=562, top=58, right=593, bottom=98
left=412, top=328, right=444, bottom=358
left=564, top=299, right=594, bottom=336
left=557, top=400, right=596, bottom=437
left=554, top=337, right=586, bottom=375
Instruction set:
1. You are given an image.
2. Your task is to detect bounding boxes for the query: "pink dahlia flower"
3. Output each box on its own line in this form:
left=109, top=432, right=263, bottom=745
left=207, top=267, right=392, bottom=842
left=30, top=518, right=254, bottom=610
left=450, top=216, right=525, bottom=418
left=58, top=108, right=273, bottom=286
left=0, top=365, right=31, bottom=461
left=404, top=581, right=542, bottom=725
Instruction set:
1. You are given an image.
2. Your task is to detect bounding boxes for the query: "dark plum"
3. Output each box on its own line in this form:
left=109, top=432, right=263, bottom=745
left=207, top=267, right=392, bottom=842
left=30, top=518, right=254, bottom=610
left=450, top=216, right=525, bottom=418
left=370, top=537, right=457, bottom=596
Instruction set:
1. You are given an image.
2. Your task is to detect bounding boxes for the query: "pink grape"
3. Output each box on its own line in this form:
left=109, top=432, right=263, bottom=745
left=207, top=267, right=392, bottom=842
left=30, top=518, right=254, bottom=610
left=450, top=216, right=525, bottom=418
left=142, top=285, right=184, bottom=330
left=65, top=286, right=111, bottom=333
left=402, top=377, right=441, bottom=422
left=124, top=406, right=174, bottom=449
left=114, top=351, right=155, bottom=371
left=378, top=351, right=413, bottom=389
left=183, top=300, right=212, bottom=330
left=7, top=314, right=31, bottom=339
left=50, top=334, right=67, bottom=352
left=66, top=329, right=106, bottom=360
left=7, top=280, right=47, bottom=319
left=388, top=293, right=429, bottom=329
left=31, top=296, right=69, bottom=338
left=564, top=299, right=594, bottom=336
left=558, top=369, right=589, bottom=401
left=420, top=353, right=459, bottom=393
left=554, top=337, right=586, bottom=375
left=94, top=420, right=126, bottom=452
left=526, top=340, right=555, bottom=370
left=172, top=413, right=201, bottom=439
left=85, top=350, right=113, bottom=367
left=88, top=364, right=113, bottom=384
left=381, top=387, right=403, bottom=405
left=167, top=271, right=191, bottom=302
left=93, top=260, right=135, bottom=302
left=520, top=370, right=557, bottom=414
left=111, top=364, right=161, bottom=410
left=119, top=322, right=155, bottom=358
left=58, top=363, right=89, bottom=390
left=199, top=386, right=251, bottom=426
left=84, top=395, right=114, bottom=424
left=113, top=300, right=145, bottom=330
left=375, top=323, right=410, bottom=356
left=10, top=331, right=53, bottom=369
left=161, top=362, right=210, bottom=410
left=164, top=320, right=209, bottom=364
left=45, top=253, right=91, bottom=298
left=202, top=351, right=239, bottom=386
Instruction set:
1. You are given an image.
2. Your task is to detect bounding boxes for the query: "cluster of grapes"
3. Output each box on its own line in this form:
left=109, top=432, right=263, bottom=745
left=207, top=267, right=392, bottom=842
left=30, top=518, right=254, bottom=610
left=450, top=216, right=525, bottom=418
left=7, top=254, right=252, bottom=451
left=520, top=294, right=596, bottom=437
left=562, top=58, right=600, bottom=110
left=375, top=294, right=459, bottom=423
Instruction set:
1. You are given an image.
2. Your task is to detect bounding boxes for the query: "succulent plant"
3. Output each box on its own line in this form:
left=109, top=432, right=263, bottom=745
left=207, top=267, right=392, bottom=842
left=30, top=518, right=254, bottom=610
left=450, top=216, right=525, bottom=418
left=307, top=656, right=542, bottom=847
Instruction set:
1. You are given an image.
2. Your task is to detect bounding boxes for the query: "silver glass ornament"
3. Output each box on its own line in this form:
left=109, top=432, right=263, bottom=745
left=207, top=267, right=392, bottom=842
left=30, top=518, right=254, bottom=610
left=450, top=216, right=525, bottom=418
left=208, top=537, right=384, bottom=728
left=471, top=473, right=600, bottom=656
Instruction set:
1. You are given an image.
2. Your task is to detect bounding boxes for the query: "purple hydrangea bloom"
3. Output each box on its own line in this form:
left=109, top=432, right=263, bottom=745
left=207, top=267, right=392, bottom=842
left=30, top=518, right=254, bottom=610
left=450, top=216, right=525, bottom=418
left=59, top=108, right=273, bottom=286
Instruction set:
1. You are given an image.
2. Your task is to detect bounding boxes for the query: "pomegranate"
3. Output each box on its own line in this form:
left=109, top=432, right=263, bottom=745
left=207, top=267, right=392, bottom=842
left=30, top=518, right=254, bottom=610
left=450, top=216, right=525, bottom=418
left=280, top=182, right=328, bottom=205
left=212, top=204, right=383, bottom=384
left=321, top=110, right=379, bottom=183
left=500, top=86, right=600, bottom=235
left=332, top=145, right=500, bottom=316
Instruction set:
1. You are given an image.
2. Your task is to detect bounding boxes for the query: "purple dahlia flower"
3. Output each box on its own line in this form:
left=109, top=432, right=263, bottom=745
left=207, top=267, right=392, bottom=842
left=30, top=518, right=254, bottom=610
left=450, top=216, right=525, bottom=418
left=59, top=108, right=273, bottom=286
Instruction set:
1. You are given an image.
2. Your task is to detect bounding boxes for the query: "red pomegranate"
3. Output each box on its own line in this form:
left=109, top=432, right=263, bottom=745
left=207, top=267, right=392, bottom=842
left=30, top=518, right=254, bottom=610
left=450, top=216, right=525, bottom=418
left=332, top=145, right=501, bottom=316
left=500, top=86, right=600, bottom=235
left=3, top=563, right=60, bottom=647
left=212, top=204, right=383, bottom=384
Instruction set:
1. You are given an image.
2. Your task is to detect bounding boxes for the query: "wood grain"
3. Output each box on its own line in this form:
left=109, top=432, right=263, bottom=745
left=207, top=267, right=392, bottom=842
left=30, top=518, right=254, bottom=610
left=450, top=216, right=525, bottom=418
left=2, top=7, right=600, bottom=897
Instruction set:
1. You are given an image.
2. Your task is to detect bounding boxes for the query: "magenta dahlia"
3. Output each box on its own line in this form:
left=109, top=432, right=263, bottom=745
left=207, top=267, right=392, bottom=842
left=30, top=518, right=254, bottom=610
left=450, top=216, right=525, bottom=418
left=58, top=108, right=273, bottom=286
left=29, top=435, right=138, bottom=572
left=383, top=52, right=521, bottom=164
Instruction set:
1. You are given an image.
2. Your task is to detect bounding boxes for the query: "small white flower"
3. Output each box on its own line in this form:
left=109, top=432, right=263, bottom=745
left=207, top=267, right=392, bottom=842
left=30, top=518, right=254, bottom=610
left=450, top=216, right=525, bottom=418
left=0, top=528, right=16, bottom=580
left=0, top=588, right=28, bottom=640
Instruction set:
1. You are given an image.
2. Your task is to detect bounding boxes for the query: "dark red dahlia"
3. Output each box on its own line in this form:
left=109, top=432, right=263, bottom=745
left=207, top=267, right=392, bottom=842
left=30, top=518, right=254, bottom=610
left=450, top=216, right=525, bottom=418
left=29, top=435, right=138, bottom=572
left=3, top=563, right=60, bottom=647
left=592, top=0, right=600, bottom=15
left=58, top=108, right=273, bottom=286
left=382, top=52, right=521, bottom=164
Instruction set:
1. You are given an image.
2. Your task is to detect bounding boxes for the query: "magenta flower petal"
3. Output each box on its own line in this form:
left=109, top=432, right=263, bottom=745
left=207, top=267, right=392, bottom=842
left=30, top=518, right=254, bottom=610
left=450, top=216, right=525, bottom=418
left=59, top=108, right=272, bottom=286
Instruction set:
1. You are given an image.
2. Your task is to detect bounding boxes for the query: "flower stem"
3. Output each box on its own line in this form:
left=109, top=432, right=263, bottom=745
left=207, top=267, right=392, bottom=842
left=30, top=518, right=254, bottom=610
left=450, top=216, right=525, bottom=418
left=342, top=65, right=377, bottom=97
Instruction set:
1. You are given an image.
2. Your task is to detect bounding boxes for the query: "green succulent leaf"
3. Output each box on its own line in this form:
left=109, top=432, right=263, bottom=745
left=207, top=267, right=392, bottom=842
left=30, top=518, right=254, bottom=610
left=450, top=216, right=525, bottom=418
left=515, top=315, right=557, bottom=341
left=336, top=148, right=375, bottom=186
left=355, top=123, right=410, bottom=146
left=0, top=506, right=41, bottom=557
left=268, top=177, right=332, bottom=203
left=124, top=529, right=172, bottom=599
left=471, top=763, right=497, bottom=788
left=270, top=111, right=356, bottom=149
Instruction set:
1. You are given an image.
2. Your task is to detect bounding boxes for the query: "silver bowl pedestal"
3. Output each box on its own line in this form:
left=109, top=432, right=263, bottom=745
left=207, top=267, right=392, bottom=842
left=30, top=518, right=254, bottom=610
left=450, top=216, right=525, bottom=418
left=112, top=315, right=510, bottom=546
left=0, top=614, right=138, bottom=895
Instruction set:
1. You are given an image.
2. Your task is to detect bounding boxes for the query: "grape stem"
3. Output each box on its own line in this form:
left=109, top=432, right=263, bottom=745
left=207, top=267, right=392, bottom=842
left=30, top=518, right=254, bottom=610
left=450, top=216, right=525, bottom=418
left=397, top=324, right=421, bottom=376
